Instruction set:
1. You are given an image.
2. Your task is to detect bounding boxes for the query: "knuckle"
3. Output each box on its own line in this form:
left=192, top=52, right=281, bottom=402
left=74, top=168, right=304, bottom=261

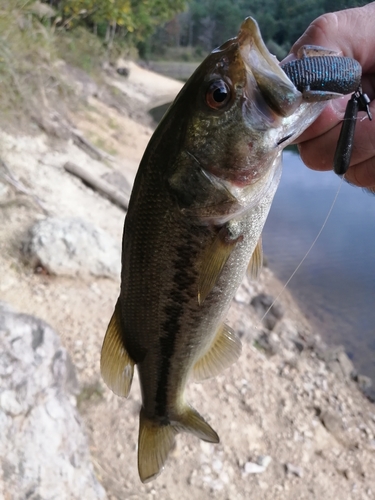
left=310, top=13, right=339, bottom=35
left=305, top=13, right=339, bottom=47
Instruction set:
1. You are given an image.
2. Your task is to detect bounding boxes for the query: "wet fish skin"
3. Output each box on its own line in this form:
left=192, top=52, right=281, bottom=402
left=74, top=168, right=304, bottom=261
left=101, top=17, right=334, bottom=483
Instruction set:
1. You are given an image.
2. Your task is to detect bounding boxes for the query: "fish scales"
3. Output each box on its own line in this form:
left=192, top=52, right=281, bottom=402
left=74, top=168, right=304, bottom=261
left=100, top=17, right=363, bottom=483
left=123, top=177, right=271, bottom=417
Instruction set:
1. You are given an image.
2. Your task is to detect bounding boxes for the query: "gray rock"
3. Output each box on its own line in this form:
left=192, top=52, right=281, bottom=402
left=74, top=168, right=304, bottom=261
left=320, top=410, right=344, bottom=439
left=317, top=345, right=356, bottom=381
left=316, top=344, right=340, bottom=364
left=0, top=180, right=10, bottom=201
left=243, top=456, right=272, bottom=475
left=355, top=374, right=372, bottom=391
left=243, top=462, right=267, bottom=474
left=250, top=293, right=284, bottom=330
left=257, top=455, right=272, bottom=468
left=337, top=351, right=356, bottom=379
left=24, top=217, right=121, bottom=278
left=0, top=303, right=106, bottom=500
left=271, top=320, right=309, bottom=354
left=255, top=331, right=281, bottom=356
left=285, top=462, right=304, bottom=478
left=116, top=67, right=130, bottom=77
left=102, top=170, right=131, bottom=196
left=233, top=281, right=254, bottom=305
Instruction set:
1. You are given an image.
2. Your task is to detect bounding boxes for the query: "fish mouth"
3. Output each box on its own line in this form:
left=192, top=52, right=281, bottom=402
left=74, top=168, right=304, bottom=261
left=237, top=17, right=302, bottom=118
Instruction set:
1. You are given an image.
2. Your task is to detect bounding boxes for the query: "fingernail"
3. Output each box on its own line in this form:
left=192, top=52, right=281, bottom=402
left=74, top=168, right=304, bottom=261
left=331, top=95, right=350, bottom=115
left=280, top=53, right=296, bottom=65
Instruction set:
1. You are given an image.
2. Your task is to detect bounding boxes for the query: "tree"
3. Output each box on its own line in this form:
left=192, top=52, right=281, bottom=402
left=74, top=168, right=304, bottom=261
left=57, top=0, right=186, bottom=43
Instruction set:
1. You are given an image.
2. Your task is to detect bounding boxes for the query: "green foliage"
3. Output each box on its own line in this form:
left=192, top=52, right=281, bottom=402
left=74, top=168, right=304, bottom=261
left=144, top=0, right=371, bottom=60
left=60, top=0, right=134, bottom=31
left=54, top=25, right=107, bottom=73
left=58, top=0, right=186, bottom=42
left=0, top=0, right=370, bottom=131
left=188, top=0, right=246, bottom=50
left=0, top=0, right=71, bottom=127
left=324, top=0, right=369, bottom=9
left=271, top=0, right=325, bottom=48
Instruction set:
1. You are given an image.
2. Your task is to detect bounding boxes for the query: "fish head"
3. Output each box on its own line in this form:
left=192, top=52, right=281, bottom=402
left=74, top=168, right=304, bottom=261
left=167, top=17, right=325, bottom=197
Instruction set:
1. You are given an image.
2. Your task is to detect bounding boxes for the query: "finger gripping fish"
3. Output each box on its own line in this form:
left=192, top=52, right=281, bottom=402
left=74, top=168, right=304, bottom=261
left=100, top=18, right=362, bottom=483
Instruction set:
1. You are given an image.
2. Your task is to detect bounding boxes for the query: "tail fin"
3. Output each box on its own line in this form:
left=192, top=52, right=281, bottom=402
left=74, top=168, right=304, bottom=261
left=138, top=406, right=219, bottom=483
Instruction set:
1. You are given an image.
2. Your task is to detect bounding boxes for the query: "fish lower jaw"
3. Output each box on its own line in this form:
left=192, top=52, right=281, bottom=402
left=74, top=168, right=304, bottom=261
left=220, top=159, right=281, bottom=214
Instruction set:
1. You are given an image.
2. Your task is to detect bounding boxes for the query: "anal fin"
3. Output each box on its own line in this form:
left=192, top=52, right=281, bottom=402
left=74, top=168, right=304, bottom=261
left=100, top=298, right=135, bottom=398
left=247, top=237, right=263, bottom=281
left=192, top=323, right=241, bottom=380
left=176, top=405, right=219, bottom=443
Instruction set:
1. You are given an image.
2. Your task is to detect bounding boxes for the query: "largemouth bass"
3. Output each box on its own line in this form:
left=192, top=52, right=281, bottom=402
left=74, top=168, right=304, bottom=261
left=101, top=18, right=354, bottom=483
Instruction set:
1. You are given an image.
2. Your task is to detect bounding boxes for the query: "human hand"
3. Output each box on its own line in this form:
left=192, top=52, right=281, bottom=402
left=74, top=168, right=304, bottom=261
left=285, top=2, right=375, bottom=188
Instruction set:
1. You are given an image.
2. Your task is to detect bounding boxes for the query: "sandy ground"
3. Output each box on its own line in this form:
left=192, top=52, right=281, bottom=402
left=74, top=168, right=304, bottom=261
left=1, top=61, right=375, bottom=500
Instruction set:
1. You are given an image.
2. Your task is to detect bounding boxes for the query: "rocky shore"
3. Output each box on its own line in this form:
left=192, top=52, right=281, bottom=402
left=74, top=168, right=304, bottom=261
left=0, top=61, right=374, bottom=499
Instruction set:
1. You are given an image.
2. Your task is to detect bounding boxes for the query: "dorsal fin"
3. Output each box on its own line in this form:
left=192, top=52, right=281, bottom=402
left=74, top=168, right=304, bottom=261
left=100, top=299, right=135, bottom=398
left=192, top=323, right=242, bottom=380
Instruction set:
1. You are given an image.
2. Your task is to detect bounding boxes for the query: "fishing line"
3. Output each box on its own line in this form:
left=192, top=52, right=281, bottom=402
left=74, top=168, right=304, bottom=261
left=259, top=173, right=345, bottom=324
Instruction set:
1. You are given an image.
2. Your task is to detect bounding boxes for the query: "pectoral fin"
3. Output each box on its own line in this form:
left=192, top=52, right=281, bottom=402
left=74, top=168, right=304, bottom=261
left=198, top=224, right=242, bottom=305
left=247, top=237, right=263, bottom=281
left=100, top=299, right=135, bottom=398
left=192, top=323, right=242, bottom=380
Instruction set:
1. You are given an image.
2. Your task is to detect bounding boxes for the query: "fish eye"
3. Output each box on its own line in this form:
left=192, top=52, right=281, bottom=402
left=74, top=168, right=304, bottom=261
left=206, top=80, right=231, bottom=109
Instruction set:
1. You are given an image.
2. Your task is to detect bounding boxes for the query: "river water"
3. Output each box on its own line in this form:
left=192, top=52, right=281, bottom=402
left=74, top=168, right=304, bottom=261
left=263, top=151, right=375, bottom=389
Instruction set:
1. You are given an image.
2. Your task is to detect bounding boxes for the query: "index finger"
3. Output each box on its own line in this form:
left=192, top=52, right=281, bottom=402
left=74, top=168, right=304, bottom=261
left=290, top=3, right=375, bottom=74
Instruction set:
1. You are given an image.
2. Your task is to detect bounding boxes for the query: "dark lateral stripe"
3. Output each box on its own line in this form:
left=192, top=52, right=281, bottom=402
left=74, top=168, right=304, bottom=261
left=155, top=240, right=197, bottom=417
